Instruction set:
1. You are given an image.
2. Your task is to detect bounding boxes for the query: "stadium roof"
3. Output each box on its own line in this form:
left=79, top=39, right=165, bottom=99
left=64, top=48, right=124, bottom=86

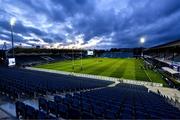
left=162, top=67, right=179, bottom=74
left=150, top=40, right=180, bottom=49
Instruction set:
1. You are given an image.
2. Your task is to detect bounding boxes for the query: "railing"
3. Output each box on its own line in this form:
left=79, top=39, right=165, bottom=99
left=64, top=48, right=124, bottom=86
left=26, top=67, right=163, bottom=87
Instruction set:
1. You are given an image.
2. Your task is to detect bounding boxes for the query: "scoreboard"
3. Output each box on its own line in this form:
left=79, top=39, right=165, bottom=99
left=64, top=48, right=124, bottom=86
left=87, top=51, right=94, bottom=56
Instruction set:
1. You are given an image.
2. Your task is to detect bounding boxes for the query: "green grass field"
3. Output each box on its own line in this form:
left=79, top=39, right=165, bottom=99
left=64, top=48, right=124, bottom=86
left=35, top=58, right=167, bottom=85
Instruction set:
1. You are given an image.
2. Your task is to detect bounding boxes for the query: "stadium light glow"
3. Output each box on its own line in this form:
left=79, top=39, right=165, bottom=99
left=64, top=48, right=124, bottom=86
left=10, top=17, right=16, bottom=26
left=140, top=37, right=145, bottom=44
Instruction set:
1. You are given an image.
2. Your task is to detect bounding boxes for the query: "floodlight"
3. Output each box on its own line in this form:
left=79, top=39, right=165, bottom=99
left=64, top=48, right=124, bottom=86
left=10, top=17, right=16, bottom=26
left=140, top=37, right=145, bottom=44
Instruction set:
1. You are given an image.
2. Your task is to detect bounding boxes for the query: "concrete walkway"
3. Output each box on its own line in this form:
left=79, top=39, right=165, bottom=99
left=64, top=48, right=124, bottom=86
left=0, top=109, right=14, bottom=120
left=147, top=86, right=180, bottom=103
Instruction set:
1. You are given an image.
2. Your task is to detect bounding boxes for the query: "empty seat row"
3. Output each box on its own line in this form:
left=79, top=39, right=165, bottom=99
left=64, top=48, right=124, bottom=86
left=0, top=67, right=113, bottom=99
left=15, top=101, right=56, bottom=119
left=51, top=85, right=180, bottom=119
left=14, top=82, right=180, bottom=119
left=39, top=97, right=117, bottom=119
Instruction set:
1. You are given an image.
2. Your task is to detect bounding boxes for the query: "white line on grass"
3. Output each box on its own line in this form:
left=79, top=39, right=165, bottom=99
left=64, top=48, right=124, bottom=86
left=139, top=60, right=152, bottom=82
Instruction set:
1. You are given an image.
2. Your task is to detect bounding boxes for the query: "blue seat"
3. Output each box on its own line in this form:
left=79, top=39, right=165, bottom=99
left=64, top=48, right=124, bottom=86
left=104, top=110, right=116, bottom=119
left=92, top=105, right=104, bottom=117
left=38, top=97, right=48, bottom=112
left=57, top=103, right=68, bottom=118
left=71, top=98, right=80, bottom=109
left=121, top=113, right=132, bottom=119
left=65, top=94, right=73, bottom=99
left=68, top=108, right=81, bottom=119
left=82, top=101, right=92, bottom=112
left=135, top=111, right=149, bottom=119
left=109, top=105, right=119, bottom=113
left=54, top=96, right=63, bottom=103
left=37, top=110, right=47, bottom=119
left=81, top=111, right=94, bottom=119
left=15, top=101, right=26, bottom=119
left=48, top=101, right=58, bottom=116
left=63, top=98, right=71, bottom=106
left=25, top=105, right=36, bottom=119
left=65, top=97, right=73, bottom=104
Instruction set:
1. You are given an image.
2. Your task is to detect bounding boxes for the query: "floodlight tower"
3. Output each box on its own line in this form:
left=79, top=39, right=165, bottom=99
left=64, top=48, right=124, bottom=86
left=140, top=37, right=146, bottom=57
left=10, top=17, right=16, bottom=58
left=2, top=42, right=7, bottom=50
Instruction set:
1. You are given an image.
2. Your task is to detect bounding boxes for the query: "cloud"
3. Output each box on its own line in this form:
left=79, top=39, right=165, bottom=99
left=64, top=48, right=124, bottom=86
left=0, top=0, right=180, bottom=49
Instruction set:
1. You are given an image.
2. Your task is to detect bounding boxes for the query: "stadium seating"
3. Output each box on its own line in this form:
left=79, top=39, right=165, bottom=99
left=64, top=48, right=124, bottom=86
left=15, top=54, right=65, bottom=67
left=15, top=101, right=56, bottom=119
left=15, top=55, right=45, bottom=66
left=1, top=58, right=180, bottom=119
left=101, top=52, right=133, bottom=58
left=0, top=67, right=113, bottom=99
left=174, top=55, right=180, bottom=62
left=14, top=83, right=180, bottom=119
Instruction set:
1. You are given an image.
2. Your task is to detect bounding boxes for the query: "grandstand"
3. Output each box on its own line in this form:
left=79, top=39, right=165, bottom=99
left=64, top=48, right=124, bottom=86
left=0, top=67, right=113, bottom=98
left=144, top=40, right=180, bottom=88
left=101, top=52, right=133, bottom=58
left=0, top=48, right=85, bottom=67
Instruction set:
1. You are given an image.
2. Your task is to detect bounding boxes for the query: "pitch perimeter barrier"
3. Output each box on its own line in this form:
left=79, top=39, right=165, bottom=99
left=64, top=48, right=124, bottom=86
left=26, top=67, right=163, bottom=87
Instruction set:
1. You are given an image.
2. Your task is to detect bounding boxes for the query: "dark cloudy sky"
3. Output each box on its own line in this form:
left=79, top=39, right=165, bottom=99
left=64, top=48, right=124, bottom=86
left=0, top=0, right=180, bottom=49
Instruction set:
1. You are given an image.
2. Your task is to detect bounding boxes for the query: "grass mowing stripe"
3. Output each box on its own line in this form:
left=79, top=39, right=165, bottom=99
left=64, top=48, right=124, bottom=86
left=100, top=59, right=122, bottom=77
left=75, top=59, right=102, bottom=73
left=134, top=59, right=149, bottom=81
left=110, top=59, right=125, bottom=78
left=56, top=59, right=94, bottom=72
left=98, top=59, right=120, bottom=76
left=86, top=58, right=116, bottom=74
left=122, top=59, right=136, bottom=80
left=85, top=59, right=116, bottom=75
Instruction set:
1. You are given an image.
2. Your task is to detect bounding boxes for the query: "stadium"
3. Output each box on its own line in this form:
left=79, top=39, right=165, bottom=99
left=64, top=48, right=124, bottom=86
left=0, top=0, right=180, bottom=119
